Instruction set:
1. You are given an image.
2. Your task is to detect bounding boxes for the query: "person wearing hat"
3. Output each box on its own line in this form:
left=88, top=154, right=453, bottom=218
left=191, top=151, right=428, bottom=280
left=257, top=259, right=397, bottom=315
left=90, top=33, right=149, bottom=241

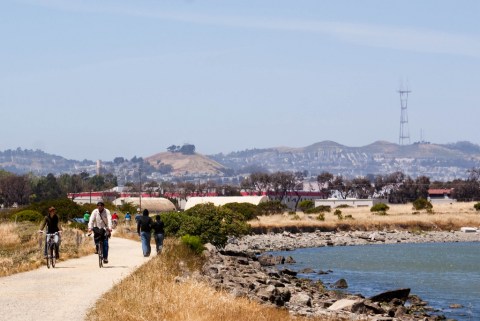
left=88, top=201, right=112, bottom=264
left=39, top=206, right=62, bottom=258
left=137, top=208, right=153, bottom=257
left=83, top=210, right=90, bottom=224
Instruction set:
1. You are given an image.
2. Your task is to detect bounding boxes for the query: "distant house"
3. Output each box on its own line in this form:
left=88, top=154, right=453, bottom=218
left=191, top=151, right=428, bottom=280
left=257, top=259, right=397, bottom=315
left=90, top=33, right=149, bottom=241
left=184, top=196, right=268, bottom=211
left=315, top=198, right=388, bottom=208
left=427, top=188, right=455, bottom=203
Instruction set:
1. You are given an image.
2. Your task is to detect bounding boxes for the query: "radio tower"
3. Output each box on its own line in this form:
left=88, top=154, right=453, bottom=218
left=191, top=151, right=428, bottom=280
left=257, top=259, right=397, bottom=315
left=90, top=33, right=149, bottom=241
left=398, top=86, right=411, bottom=145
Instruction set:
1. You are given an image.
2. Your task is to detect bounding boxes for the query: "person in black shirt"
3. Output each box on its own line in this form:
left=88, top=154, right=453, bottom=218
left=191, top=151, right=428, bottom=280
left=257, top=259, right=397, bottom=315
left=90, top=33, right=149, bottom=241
left=39, top=206, right=62, bottom=258
left=151, top=215, right=165, bottom=254
left=137, top=209, right=153, bottom=257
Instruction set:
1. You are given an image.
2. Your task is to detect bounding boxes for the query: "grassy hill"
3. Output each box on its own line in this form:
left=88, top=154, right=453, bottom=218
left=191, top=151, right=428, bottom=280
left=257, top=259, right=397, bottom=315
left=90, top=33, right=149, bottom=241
left=145, top=152, right=226, bottom=176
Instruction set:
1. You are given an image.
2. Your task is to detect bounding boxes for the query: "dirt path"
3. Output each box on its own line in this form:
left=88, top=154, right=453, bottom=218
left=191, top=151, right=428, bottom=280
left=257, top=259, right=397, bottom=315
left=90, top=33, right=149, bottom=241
left=0, top=236, right=152, bottom=321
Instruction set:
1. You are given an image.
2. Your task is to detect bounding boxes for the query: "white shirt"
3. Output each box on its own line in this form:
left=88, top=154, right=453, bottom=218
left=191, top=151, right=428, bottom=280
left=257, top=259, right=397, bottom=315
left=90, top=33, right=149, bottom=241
left=88, top=208, right=112, bottom=230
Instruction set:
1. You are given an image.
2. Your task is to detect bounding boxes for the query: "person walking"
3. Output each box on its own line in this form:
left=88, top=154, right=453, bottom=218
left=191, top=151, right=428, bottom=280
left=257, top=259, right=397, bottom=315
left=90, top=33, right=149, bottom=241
left=137, top=209, right=153, bottom=257
left=88, top=201, right=112, bottom=264
left=39, top=206, right=62, bottom=259
left=151, top=214, right=165, bottom=254
left=124, top=212, right=131, bottom=227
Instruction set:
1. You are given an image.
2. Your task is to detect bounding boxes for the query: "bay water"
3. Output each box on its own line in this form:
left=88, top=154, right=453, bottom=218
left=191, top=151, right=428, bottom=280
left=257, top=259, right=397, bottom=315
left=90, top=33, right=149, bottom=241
left=270, top=242, right=479, bottom=320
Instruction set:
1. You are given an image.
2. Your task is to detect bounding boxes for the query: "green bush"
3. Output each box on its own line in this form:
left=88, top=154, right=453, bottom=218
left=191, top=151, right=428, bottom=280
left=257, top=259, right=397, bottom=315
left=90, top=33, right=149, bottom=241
left=316, top=213, right=325, bottom=221
left=22, top=198, right=84, bottom=222
left=12, top=210, right=43, bottom=222
left=370, top=203, right=390, bottom=213
left=298, top=200, right=314, bottom=212
left=180, top=203, right=251, bottom=247
left=334, top=209, right=343, bottom=220
left=305, top=205, right=331, bottom=214
left=161, top=211, right=187, bottom=237
left=336, top=204, right=352, bottom=208
left=181, top=234, right=205, bottom=254
left=474, top=203, right=480, bottom=211
left=257, top=200, right=287, bottom=215
left=222, top=202, right=259, bottom=220
left=412, top=198, right=433, bottom=211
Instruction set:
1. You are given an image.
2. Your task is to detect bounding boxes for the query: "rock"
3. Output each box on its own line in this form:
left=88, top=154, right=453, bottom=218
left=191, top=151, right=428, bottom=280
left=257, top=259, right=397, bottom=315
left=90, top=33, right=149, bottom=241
left=285, top=256, right=296, bottom=263
left=290, top=293, right=312, bottom=307
left=280, top=268, right=297, bottom=276
left=328, top=299, right=359, bottom=311
left=331, top=278, right=348, bottom=289
left=449, top=303, right=463, bottom=309
left=369, top=288, right=410, bottom=303
left=299, top=267, right=315, bottom=273
left=258, top=254, right=284, bottom=266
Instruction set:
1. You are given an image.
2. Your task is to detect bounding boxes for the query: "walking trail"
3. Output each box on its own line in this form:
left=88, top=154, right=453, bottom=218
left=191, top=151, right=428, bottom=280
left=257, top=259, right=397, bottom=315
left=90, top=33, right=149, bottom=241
left=0, top=236, right=152, bottom=321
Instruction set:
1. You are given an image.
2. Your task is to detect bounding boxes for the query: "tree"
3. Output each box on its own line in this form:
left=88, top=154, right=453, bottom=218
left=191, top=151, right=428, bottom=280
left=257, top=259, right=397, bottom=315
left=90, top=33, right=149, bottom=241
left=317, top=172, right=334, bottom=198
left=33, top=173, right=63, bottom=202
left=0, top=174, right=31, bottom=206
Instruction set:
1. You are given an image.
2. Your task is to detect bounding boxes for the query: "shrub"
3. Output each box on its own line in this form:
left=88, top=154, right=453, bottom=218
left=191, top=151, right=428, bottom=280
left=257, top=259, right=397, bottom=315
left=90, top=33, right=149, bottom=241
left=412, top=198, right=433, bottom=211
left=305, top=205, right=331, bottom=214
left=344, top=214, right=354, bottom=220
left=12, top=210, right=43, bottom=222
left=181, top=234, right=205, bottom=254
left=474, top=202, right=480, bottom=211
left=298, top=200, right=314, bottom=212
left=334, top=209, right=343, bottom=220
left=161, top=211, right=188, bottom=237
left=291, top=214, right=301, bottom=220
left=257, top=201, right=287, bottom=215
left=316, top=213, right=325, bottom=221
left=336, top=204, right=352, bottom=208
left=180, top=203, right=250, bottom=247
left=22, top=198, right=84, bottom=222
left=222, top=202, right=259, bottom=220
left=370, top=203, right=390, bottom=214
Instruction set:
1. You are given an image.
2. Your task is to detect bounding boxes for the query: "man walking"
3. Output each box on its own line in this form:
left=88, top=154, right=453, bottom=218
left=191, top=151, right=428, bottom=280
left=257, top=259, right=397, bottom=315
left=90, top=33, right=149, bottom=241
left=137, top=208, right=153, bottom=257
left=152, top=214, right=165, bottom=254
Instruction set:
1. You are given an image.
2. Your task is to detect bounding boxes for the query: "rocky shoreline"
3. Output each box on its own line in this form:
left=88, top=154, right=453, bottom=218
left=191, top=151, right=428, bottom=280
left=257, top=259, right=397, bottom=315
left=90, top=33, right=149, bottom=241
left=196, top=229, right=479, bottom=321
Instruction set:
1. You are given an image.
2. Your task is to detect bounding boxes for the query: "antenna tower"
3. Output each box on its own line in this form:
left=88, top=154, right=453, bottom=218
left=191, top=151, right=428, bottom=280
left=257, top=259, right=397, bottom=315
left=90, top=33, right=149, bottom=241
left=398, top=87, right=411, bottom=145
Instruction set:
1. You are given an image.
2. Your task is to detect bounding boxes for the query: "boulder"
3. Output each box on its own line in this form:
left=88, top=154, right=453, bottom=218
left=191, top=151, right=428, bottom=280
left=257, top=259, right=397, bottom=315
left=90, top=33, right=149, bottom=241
left=331, top=278, right=348, bottom=289
left=369, top=288, right=410, bottom=304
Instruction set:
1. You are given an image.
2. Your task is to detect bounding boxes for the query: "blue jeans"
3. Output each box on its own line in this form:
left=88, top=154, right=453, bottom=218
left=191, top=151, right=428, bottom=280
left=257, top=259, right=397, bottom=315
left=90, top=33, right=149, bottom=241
left=140, top=231, right=151, bottom=257
left=154, top=233, right=164, bottom=253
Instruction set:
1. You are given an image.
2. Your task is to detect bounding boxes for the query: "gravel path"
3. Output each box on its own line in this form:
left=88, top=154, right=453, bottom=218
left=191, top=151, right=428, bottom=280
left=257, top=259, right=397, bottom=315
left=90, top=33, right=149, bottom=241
left=0, top=236, right=152, bottom=321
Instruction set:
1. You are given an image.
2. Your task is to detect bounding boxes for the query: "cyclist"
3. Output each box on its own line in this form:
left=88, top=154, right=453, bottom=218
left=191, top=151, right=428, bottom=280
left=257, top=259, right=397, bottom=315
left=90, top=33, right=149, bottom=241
left=39, top=206, right=62, bottom=259
left=88, top=201, right=112, bottom=264
left=83, top=210, right=90, bottom=225
left=112, top=212, right=119, bottom=229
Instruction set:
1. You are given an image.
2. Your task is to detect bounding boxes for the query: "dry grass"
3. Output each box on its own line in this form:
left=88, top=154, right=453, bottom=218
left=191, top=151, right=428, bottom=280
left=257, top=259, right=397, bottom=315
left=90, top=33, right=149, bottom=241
left=87, top=238, right=351, bottom=321
left=250, top=202, right=480, bottom=231
left=0, top=221, right=93, bottom=277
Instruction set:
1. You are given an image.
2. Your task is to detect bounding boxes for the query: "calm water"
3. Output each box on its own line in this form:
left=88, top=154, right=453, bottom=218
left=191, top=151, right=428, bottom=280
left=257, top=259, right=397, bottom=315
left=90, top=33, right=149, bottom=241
left=269, top=242, right=480, bottom=320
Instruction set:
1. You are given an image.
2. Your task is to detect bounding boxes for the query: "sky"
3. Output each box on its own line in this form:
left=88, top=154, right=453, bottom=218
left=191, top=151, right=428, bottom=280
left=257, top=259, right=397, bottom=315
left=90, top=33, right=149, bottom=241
left=1, top=0, right=480, bottom=161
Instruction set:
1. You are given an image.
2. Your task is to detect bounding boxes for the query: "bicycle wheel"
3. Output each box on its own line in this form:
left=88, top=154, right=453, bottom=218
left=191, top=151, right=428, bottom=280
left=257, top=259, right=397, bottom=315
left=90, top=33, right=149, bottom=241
left=50, top=244, right=56, bottom=268
left=98, top=243, right=103, bottom=268
left=46, top=243, right=50, bottom=269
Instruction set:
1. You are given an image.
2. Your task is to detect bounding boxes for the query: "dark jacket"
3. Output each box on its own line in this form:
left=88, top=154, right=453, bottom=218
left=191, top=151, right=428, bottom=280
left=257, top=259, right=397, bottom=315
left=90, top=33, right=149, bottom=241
left=151, top=220, right=164, bottom=235
left=137, top=215, right=152, bottom=233
left=40, top=214, right=60, bottom=234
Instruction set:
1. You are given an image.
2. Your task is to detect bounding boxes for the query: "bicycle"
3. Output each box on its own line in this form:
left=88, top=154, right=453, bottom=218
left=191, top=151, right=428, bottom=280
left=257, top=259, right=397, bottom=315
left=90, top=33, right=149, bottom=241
left=89, top=229, right=107, bottom=268
left=41, top=231, right=59, bottom=269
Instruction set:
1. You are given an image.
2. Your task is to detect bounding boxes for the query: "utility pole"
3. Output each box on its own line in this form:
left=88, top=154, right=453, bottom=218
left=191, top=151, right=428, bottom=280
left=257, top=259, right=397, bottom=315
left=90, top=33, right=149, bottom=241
left=398, top=86, right=411, bottom=145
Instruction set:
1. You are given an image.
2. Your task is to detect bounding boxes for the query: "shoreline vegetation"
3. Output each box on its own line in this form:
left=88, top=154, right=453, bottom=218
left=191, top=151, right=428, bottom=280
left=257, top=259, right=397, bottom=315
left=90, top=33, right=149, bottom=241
left=1, top=202, right=479, bottom=320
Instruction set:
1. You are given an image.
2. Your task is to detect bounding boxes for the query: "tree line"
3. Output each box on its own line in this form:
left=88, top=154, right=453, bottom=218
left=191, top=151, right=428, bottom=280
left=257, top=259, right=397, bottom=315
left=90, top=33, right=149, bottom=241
left=1, top=167, right=480, bottom=208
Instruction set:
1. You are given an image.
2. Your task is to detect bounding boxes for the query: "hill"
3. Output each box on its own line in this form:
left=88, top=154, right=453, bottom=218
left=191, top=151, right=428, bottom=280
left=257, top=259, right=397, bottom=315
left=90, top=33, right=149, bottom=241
left=144, top=151, right=227, bottom=176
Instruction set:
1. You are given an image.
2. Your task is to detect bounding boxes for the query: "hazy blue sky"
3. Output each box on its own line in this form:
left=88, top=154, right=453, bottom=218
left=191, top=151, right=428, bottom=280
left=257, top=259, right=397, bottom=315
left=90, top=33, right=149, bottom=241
left=2, top=0, right=480, bottom=161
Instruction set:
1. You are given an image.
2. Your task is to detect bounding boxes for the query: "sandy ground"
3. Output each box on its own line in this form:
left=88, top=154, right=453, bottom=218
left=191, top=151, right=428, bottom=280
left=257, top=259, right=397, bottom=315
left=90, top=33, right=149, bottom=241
left=0, top=236, right=153, bottom=321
